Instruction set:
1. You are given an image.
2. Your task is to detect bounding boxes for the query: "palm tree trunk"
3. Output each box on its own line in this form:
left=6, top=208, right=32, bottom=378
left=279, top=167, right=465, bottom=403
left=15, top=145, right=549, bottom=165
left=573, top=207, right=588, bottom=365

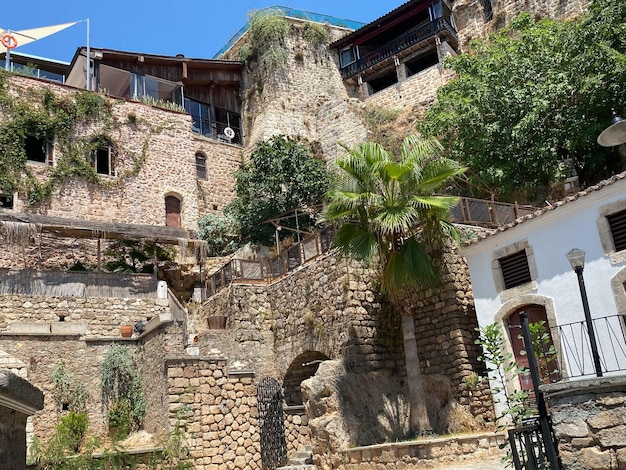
left=401, top=313, right=431, bottom=434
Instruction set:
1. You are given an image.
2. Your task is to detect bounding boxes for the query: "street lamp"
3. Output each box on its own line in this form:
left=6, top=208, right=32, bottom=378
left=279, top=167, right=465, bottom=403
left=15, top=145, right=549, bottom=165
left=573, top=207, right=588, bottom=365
left=566, top=248, right=603, bottom=377
left=597, top=102, right=626, bottom=147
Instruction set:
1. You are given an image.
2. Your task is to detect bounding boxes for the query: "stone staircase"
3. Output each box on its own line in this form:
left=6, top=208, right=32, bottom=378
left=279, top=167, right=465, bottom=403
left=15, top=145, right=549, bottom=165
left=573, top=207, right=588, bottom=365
left=276, top=446, right=316, bottom=470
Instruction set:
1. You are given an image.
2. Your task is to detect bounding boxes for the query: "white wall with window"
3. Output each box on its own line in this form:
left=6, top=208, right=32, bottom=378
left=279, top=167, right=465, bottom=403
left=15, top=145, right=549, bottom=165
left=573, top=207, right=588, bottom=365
left=461, top=173, right=626, bottom=389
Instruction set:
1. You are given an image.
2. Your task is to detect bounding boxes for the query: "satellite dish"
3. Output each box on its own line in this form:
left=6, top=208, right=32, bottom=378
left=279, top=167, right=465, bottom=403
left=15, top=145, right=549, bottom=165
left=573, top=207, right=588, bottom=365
left=224, top=127, right=235, bottom=140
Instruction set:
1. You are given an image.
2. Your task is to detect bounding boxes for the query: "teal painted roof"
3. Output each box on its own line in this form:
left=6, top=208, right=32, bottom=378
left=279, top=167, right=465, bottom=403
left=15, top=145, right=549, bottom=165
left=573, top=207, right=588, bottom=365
left=213, top=6, right=365, bottom=58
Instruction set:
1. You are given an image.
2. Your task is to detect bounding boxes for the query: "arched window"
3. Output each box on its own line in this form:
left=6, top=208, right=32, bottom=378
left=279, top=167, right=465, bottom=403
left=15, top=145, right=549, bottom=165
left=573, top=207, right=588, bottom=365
left=165, top=195, right=181, bottom=228
left=195, top=152, right=207, bottom=180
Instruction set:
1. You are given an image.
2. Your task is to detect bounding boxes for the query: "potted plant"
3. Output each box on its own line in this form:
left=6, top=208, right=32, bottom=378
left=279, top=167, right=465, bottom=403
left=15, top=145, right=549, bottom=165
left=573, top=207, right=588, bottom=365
left=120, top=325, right=133, bottom=337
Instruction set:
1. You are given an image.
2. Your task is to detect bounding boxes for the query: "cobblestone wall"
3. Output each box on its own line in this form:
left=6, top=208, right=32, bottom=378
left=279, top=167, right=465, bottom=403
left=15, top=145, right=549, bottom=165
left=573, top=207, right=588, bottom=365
left=5, top=75, right=241, bottom=229
left=165, top=357, right=261, bottom=470
left=543, top=376, right=626, bottom=470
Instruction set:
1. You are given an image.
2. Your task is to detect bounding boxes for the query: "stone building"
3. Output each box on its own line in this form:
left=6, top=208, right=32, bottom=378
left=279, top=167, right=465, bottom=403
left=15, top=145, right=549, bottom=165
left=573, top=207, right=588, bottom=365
left=0, top=0, right=597, bottom=468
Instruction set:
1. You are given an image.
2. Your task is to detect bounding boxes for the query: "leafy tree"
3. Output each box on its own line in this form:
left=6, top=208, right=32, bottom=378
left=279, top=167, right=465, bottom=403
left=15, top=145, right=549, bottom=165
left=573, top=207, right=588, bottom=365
left=422, top=0, right=626, bottom=200
left=226, top=135, right=329, bottom=245
left=323, top=134, right=465, bottom=434
left=197, top=213, right=240, bottom=256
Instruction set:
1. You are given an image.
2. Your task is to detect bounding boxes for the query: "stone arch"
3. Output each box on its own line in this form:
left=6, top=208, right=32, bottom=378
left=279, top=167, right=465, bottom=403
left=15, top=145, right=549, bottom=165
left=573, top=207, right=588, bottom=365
left=610, top=266, right=626, bottom=315
left=164, top=193, right=182, bottom=228
left=283, top=351, right=330, bottom=406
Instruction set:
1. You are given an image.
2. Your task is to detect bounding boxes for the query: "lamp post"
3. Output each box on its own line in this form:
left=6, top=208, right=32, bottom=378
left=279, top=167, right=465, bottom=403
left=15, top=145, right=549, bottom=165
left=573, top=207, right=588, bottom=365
left=566, top=248, right=603, bottom=377
left=597, top=101, right=626, bottom=147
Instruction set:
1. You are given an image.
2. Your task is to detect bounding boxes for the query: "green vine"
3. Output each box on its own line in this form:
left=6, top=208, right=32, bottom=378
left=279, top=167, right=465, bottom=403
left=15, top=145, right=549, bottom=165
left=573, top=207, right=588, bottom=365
left=0, top=70, right=173, bottom=206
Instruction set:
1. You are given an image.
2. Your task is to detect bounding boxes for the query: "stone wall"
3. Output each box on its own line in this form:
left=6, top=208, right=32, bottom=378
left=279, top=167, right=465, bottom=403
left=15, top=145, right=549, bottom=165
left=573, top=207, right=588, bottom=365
left=543, top=376, right=626, bottom=470
left=284, top=406, right=311, bottom=456
left=4, top=75, right=241, bottom=229
left=331, top=432, right=504, bottom=470
left=0, top=295, right=168, bottom=337
left=165, top=357, right=261, bottom=470
left=222, top=20, right=368, bottom=163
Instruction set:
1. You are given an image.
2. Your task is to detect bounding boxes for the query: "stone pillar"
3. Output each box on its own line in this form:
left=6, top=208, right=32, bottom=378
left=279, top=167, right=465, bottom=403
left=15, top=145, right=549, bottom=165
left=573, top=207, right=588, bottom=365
left=542, top=376, right=626, bottom=469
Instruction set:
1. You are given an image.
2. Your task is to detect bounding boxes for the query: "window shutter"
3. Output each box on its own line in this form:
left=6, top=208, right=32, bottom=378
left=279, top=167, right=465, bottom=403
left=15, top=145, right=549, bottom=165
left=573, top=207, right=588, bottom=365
left=499, top=250, right=531, bottom=289
left=607, top=209, right=626, bottom=252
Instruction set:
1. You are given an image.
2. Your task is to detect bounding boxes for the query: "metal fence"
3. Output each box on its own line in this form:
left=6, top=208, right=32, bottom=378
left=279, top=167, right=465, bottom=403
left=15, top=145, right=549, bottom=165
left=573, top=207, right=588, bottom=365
left=508, top=418, right=560, bottom=470
left=204, top=226, right=336, bottom=298
left=550, top=315, right=626, bottom=378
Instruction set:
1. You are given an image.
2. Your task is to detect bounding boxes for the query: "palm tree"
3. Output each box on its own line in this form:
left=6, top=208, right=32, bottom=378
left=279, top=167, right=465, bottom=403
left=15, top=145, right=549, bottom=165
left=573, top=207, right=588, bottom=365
left=323, top=134, right=465, bottom=434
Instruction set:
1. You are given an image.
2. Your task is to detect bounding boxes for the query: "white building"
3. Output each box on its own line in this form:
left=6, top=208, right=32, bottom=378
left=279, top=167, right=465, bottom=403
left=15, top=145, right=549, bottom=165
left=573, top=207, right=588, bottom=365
left=460, top=172, right=626, bottom=397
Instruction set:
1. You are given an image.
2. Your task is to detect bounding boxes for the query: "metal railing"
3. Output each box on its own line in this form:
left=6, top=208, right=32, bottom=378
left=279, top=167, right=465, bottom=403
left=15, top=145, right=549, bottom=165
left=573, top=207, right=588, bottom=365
left=508, top=417, right=560, bottom=470
left=204, top=225, right=336, bottom=298
left=550, top=315, right=626, bottom=378
left=340, top=17, right=457, bottom=79
left=451, top=197, right=537, bottom=228
left=191, top=116, right=241, bottom=145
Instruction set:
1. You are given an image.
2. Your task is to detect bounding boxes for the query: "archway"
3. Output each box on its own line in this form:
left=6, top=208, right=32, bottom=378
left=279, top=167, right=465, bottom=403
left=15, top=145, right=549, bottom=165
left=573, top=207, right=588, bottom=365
left=164, top=195, right=181, bottom=228
left=283, top=351, right=330, bottom=406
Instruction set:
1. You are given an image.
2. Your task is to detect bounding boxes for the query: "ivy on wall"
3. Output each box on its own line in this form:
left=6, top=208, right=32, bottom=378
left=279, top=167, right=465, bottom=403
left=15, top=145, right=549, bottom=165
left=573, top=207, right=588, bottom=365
left=0, top=71, right=173, bottom=206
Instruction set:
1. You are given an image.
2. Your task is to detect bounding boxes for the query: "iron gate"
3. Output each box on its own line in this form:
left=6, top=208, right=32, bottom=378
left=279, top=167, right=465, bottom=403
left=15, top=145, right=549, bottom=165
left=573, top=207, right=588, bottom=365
left=257, top=377, right=287, bottom=470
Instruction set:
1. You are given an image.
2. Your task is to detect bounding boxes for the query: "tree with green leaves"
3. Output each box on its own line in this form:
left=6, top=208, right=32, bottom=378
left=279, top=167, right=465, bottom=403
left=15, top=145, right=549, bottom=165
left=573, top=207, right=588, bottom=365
left=323, top=134, right=465, bottom=434
left=422, top=0, right=626, bottom=200
left=225, top=135, right=329, bottom=245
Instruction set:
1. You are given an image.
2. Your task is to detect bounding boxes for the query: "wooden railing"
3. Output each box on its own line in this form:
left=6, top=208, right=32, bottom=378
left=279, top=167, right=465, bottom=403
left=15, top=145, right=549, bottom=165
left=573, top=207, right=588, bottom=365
left=204, top=225, right=336, bottom=298
left=451, top=197, right=537, bottom=228
left=340, top=16, right=458, bottom=79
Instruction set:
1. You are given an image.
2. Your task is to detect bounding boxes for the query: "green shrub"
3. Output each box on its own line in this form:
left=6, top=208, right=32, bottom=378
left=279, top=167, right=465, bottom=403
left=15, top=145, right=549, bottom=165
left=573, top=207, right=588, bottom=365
left=56, top=411, right=89, bottom=452
left=197, top=214, right=240, bottom=256
left=303, top=22, right=329, bottom=45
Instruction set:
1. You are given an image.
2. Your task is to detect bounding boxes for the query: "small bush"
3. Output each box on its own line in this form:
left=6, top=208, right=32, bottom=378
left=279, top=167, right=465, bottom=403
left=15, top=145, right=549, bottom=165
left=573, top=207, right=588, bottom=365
left=303, top=22, right=329, bottom=46
left=248, top=10, right=290, bottom=45
left=57, top=411, right=89, bottom=452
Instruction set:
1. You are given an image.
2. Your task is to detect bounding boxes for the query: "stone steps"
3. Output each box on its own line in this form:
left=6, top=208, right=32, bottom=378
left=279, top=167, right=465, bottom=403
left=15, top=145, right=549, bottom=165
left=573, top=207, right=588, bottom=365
left=276, top=446, right=316, bottom=470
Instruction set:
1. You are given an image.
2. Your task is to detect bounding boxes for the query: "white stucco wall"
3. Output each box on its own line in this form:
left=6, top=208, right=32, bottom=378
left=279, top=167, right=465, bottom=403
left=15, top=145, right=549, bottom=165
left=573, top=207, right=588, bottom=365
left=461, top=178, right=626, bottom=384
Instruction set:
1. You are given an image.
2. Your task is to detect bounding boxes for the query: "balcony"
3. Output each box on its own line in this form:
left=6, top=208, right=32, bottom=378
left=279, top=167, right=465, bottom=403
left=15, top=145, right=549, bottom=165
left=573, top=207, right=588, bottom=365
left=339, top=17, right=458, bottom=79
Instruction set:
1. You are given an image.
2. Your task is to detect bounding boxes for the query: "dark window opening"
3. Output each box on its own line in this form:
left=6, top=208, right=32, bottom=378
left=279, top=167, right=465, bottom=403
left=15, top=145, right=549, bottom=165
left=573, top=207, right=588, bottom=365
left=500, top=250, right=532, bottom=289
left=91, top=140, right=115, bottom=177
left=0, top=193, right=13, bottom=209
left=406, top=50, right=439, bottom=77
left=368, top=71, right=399, bottom=94
left=195, top=153, right=207, bottom=180
left=212, top=204, right=218, bottom=211
left=62, top=402, right=70, bottom=411
left=25, top=136, right=50, bottom=163
left=608, top=209, right=626, bottom=252
left=481, top=0, right=494, bottom=22
left=184, top=98, right=212, bottom=137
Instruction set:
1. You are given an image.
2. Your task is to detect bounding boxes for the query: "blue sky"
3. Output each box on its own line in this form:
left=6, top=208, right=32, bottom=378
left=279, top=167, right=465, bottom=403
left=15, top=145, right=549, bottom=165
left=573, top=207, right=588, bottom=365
left=1, top=1, right=399, bottom=63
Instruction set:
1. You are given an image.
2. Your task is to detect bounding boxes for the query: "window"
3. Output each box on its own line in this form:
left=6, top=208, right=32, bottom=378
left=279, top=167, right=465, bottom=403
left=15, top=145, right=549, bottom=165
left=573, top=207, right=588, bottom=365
left=405, top=50, right=439, bottom=77
left=215, top=107, right=241, bottom=144
left=0, top=193, right=13, bottom=210
left=25, top=136, right=53, bottom=164
left=195, top=152, right=207, bottom=180
left=598, top=199, right=626, bottom=263
left=165, top=195, right=181, bottom=228
left=499, top=251, right=532, bottom=289
left=367, top=70, right=399, bottom=94
left=340, top=47, right=356, bottom=67
left=184, top=98, right=211, bottom=137
left=492, top=240, right=537, bottom=296
left=607, top=209, right=626, bottom=252
left=91, top=139, right=115, bottom=177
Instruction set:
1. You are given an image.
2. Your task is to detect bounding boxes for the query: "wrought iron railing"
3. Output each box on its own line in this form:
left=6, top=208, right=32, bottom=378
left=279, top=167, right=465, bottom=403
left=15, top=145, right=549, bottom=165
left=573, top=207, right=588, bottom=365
left=508, top=417, right=560, bottom=470
left=550, top=315, right=626, bottom=378
left=340, top=17, right=457, bottom=79
left=204, top=226, right=336, bottom=298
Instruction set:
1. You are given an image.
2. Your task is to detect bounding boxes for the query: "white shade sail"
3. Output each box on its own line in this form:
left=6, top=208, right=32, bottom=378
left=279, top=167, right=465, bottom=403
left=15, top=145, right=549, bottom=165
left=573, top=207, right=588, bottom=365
left=0, top=22, right=78, bottom=51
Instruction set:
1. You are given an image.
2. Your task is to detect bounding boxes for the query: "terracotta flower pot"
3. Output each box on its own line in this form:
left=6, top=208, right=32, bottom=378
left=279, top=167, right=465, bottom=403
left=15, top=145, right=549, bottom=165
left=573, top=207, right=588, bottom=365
left=207, top=315, right=227, bottom=330
left=120, top=325, right=133, bottom=337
